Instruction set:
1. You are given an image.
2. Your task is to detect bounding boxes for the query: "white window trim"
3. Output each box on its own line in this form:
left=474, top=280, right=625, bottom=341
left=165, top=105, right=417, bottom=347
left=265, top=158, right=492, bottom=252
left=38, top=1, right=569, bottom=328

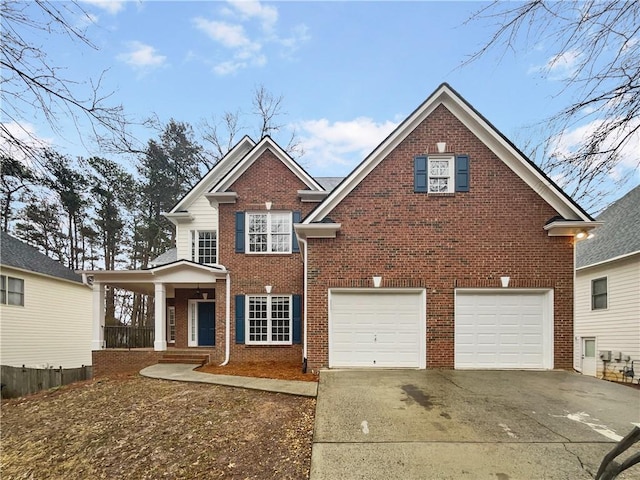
left=427, top=155, right=455, bottom=194
left=187, top=299, right=216, bottom=347
left=245, top=294, right=293, bottom=345
left=1, top=274, right=24, bottom=306
left=245, top=211, right=292, bottom=254
left=191, top=230, right=218, bottom=264
left=591, top=276, right=608, bottom=311
left=167, top=306, right=176, bottom=343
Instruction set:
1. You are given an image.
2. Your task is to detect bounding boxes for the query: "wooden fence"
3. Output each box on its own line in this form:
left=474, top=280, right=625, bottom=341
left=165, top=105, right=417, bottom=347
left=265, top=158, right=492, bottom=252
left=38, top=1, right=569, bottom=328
left=0, top=364, right=93, bottom=399
left=104, top=325, right=154, bottom=349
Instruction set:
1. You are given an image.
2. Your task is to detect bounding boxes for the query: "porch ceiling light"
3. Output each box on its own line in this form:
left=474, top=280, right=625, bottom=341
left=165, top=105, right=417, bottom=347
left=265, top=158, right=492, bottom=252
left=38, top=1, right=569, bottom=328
left=576, top=230, right=594, bottom=240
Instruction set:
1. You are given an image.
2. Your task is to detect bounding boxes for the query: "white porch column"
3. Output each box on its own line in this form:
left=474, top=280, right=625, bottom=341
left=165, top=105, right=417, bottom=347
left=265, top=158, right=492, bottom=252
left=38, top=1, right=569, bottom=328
left=91, top=282, right=106, bottom=350
left=154, top=282, right=167, bottom=351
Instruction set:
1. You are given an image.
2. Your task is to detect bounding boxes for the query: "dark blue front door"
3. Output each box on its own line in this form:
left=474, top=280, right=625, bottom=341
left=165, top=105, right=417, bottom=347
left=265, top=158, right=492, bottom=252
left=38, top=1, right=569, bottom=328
left=198, top=302, right=215, bottom=346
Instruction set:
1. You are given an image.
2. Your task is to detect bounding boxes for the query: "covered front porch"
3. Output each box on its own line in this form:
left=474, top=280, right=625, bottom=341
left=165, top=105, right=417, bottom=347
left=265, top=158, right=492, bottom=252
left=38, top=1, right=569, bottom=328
left=82, top=260, right=231, bottom=375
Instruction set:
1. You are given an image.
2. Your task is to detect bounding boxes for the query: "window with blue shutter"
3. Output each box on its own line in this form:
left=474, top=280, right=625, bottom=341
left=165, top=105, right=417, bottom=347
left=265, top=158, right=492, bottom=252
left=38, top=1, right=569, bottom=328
left=235, top=212, right=245, bottom=253
left=455, top=155, right=470, bottom=192
left=414, top=156, right=427, bottom=192
left=292, top=211, right=301, bottom=253
left=235, top=295, right=245, bottom=344
left=292, top=294, right=302, bottom=344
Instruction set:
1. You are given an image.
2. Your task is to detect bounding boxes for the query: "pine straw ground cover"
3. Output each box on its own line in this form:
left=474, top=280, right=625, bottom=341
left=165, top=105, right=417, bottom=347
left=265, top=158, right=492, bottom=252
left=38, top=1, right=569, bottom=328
left=1, top=374, right=316, bottom=479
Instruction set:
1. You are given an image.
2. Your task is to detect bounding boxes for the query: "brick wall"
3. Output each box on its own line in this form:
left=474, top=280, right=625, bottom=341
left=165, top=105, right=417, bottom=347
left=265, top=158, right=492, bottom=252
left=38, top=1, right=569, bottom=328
left=216, top=149, right=317, bottom=364
left=92, top=350, right=164, bottom=377
left=305, top=104, right=575, bottom=371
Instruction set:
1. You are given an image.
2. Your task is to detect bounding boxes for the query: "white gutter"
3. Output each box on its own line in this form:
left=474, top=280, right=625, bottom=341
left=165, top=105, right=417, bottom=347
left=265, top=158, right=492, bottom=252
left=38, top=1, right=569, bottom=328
left=220, top=271, right=231, bottom=366
left=299, top=236, right=309, bottom=364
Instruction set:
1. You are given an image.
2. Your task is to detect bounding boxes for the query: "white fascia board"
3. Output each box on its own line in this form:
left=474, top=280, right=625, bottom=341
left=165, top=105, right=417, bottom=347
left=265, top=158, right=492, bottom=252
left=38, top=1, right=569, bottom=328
left=163, top=211, right=194, bottom=226
left=298, top=190, right=329, bottom=202
left=304, top=84, right=592, bottom=224
left=294, top=223, right=341, bottom=240
left=168, top=136, right=255, bottom=213
left=213, top=137, right=324, bottom=193
left=205, top=191, right=238, bottom=206
left=149, top=260, right=228, bottom=275
left=544, top=220, right=603, bottom=236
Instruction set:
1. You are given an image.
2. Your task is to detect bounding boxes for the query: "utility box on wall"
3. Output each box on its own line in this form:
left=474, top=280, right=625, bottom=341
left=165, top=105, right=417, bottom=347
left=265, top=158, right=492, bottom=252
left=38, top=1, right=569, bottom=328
left=599, top=351, right=612, bottom=361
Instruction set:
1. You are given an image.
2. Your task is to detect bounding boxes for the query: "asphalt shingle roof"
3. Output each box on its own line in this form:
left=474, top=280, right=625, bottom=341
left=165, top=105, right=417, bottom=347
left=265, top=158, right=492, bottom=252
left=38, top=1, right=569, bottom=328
left=576, top=185, right=640, bottom=268
left=149, top=247, right=178, bottom=267
left=0, top=231, right=83, bottom=283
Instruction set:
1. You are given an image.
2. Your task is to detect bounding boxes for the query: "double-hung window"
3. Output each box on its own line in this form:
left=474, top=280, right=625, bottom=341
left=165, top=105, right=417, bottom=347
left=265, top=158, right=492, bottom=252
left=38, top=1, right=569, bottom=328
left=591, top=277, right=607, bottom=310
left=414, top=154, right=469, bottom=193
left=247, top=212, right=291, bottom=253
left=191, top=230, right=217, bottom=264
left=247, top=295, right=291, bottom=344
left=1, top=275, right=24, bottom=306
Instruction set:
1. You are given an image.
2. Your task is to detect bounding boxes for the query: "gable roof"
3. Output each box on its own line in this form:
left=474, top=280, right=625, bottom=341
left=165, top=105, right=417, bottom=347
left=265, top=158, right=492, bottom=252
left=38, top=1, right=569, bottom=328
left=211, top=136, right=324, bottom=193
left=304, top=83, right=593, bottom=224
left=0, top=231, right=83, bottom=284
left=576, top=185, right=640, bottom=269
left=168, top=135, right=256, bottom=214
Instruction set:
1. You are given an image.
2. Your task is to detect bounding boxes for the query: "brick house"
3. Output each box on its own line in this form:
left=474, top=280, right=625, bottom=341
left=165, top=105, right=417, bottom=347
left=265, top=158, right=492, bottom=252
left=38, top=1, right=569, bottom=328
left=87, top=84, right=596, bottom=376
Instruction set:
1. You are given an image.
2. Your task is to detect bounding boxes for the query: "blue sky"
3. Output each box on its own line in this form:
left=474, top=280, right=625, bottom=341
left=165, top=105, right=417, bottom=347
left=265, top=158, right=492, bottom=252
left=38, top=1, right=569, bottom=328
left=5, top=0, right=639, bottom=213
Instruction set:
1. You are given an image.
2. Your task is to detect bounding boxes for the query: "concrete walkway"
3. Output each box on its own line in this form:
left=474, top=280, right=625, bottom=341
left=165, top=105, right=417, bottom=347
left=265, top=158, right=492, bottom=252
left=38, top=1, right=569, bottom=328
left=139, top=363, right=317, bottom=397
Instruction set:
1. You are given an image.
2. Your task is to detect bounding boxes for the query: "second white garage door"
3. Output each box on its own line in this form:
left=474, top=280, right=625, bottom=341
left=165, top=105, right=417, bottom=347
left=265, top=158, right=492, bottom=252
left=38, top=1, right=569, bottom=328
left=455, top=290, right=553, bottom=370
left=329, top=290, right=426, bottom=368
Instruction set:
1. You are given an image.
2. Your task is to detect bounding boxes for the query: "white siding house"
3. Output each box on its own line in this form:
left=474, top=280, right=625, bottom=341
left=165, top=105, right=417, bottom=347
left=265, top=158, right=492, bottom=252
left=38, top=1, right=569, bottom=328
left=574, top=186, right=640, bottom=383
left=0, top=232, right=92, bottom=368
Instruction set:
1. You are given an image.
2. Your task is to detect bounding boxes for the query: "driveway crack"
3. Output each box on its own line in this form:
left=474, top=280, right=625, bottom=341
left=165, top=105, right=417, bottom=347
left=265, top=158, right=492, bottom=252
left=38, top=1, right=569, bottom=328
left=519, top=410, right=572, bottom=442
left=563, top=443, right=595, bottom=479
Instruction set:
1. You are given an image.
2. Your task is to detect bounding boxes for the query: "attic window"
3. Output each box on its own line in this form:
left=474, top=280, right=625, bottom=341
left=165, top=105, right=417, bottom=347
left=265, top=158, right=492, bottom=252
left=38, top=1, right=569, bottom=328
left=414, top=155, right=469, bottom=193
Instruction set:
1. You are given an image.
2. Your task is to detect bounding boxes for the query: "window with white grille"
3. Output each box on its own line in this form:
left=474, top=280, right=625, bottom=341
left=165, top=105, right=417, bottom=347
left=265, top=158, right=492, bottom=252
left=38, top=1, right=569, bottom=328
left=246, top=295, right=291, bottom=344
left=246, top=212, right=291, bottom=253
left=428, top=156, right=454, bottom=193
left=191, top=230, right=217, bottom=264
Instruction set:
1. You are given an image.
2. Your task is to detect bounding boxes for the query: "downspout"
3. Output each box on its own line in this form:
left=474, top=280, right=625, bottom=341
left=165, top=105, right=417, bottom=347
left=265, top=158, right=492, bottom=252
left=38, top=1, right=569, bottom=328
left=299, top=237, right=309, bottom=373
left=220, top=271, right=231, bottom=366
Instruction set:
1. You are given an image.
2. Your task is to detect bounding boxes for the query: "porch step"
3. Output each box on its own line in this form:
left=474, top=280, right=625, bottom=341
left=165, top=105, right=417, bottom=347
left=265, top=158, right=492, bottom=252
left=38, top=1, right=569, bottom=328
left=158, top=354, right=209, bottom=366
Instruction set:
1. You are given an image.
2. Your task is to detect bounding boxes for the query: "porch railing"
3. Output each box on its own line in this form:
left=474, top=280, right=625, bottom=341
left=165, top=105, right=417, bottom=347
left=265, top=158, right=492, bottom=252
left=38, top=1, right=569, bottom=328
left=104, top=325, right=154, bottom=349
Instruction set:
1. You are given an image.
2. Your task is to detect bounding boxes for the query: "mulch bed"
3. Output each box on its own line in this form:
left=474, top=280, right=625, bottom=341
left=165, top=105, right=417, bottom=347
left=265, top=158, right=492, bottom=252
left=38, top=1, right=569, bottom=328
left=197, top=361, right=319, bottom=382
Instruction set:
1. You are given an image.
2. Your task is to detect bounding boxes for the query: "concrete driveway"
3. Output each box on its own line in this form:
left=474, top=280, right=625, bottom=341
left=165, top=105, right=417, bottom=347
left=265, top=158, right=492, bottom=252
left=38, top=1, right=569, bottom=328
left=310, top=370, right=640, bottom=479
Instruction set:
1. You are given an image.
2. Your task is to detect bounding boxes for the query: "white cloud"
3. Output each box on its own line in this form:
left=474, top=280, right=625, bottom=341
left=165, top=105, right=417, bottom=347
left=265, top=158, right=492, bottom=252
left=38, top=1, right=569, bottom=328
left=293, top=117, right=399, bottom=175
left=193, top=1, right=309, bottom=76
left=80, top=0, right=125, bottom=15
left=550, top=117, right=640, bottom=182
left=0, top=122, right=52, bottom=164
left=117, top=41, right=167, bottom=73
left=529, top=49, right=582, bottom=80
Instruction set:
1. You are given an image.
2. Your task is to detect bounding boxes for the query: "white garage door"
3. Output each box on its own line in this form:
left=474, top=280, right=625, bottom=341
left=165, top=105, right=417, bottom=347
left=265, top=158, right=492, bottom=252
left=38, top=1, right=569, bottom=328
left=455, top=290, right=552, bottom=369
left=329, top=290, right=425, bottom=368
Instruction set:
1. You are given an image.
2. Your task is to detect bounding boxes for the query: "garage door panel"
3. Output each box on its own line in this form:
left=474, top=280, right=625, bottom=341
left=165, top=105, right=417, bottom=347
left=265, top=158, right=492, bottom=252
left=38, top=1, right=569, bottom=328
left=455, top=291, right=551, bottom=370
left=329, top=291, right=424, bottom=368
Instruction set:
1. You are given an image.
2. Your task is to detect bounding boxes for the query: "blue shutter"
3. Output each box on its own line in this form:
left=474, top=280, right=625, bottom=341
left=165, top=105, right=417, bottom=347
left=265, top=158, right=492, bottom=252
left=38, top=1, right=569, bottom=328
left=235, top=212, right=245, bottom=253
left=414, top=156, right=427, bottom=192
left=292, top=211, right=301, bottom=253
left=235, top=295, right=245, bottom=344
left=292, top=294, right=302, bottom=344
left=455, top=155, right=470, bottom=192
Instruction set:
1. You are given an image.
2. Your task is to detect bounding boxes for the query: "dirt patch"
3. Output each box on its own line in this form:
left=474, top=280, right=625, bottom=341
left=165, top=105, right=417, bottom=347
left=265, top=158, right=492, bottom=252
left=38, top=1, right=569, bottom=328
left=198, top=361, right=319, bottom=383
left=1, top=375, right=315, bottom=479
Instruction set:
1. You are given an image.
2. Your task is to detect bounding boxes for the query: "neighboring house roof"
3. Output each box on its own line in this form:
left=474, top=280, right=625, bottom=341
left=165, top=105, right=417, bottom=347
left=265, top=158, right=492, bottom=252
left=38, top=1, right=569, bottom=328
left=149, top=247, right=178, bottom=267
left=315, top=177, right=345, bottom=191
left=304, top=83, right=593, bottom=225
left=576, top=185, right=640, bottom=269
left=0, top=231, right=83, bottom=284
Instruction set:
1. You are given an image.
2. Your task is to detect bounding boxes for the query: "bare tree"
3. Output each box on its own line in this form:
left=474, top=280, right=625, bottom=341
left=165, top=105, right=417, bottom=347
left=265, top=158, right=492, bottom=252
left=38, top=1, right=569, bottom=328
left=1, top=0, right=142, bottom=162
left=465, top=0, right=640, bottom=211
left=199, top=85, right=304, bottom=167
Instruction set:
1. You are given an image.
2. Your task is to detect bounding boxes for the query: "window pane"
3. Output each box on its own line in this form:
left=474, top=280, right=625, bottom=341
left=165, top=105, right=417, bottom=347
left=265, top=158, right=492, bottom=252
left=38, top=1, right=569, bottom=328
left=198, top=231, right=216, bottom=264
left=428, top=178, right=449, bottom=193
left=429, top=160, right=449, bottom=176
left=248, top=214, right=267, bottom=233
left=592, top=278, right=607, bottom=310
left=584, top=339, right=596, bottom=358
left=249, top=234, right=267, bottom=252
left=6, top=277, right=24, bottom=306
left=0, top=275, right=5, bottom=304
left=271, top=297, right=291, bottom=342
left=249, top=296, right=268, bottom=342
left=592, top=278, right=607, bottom=295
